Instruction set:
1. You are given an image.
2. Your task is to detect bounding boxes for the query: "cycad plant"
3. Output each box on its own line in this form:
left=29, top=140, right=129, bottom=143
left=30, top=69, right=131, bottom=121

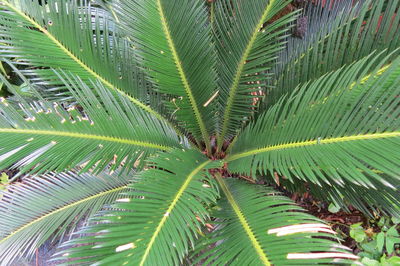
left=0, top=0, right=399, bottom=264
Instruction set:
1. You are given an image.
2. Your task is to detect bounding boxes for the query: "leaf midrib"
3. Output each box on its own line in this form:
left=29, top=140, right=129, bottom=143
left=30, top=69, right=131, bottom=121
left=139, top=159, right=212, bottom=266
left=3, top=1, right=167, bottom=125
left=276, top=3, right=388, bottom=85
left=0, top=184, right=127, bottom=244
left=155, top=0, right=211, bottom=152
left=216, top=175, right=271, bottom=265
left=227, top=131, right=400, bottom=161
left=218, top=0, right=277, bottom=150
left=0, top=128, right=173, bottom=150
left=276, top=13, right=360, bottom=82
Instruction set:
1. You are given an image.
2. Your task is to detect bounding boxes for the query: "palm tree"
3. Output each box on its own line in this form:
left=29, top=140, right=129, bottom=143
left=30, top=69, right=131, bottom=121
left=0, top=0, right=399, bottom=264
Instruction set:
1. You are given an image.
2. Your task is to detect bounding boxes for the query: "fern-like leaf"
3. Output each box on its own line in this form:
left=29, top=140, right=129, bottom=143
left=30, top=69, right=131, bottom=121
left=0, top=70, right=182, bottom=174
left=58, top=149, right=222, bottom=265
left=193, top=178, right=357, bottom=265
left=109, top=0, right=217, bottom=150
left=282, top=176, right=400, bottom=218
left=228, top=53, right=400, bottom=202
left=265, top=0, right=400, bottom=108
left=0, top=171, right=130, bottom=265
left=0, top=0, right=165, bottom=119
left=214, top=0, right=298, bottom=148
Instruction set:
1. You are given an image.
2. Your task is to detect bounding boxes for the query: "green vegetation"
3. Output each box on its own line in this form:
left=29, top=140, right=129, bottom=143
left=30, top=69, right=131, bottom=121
left=349, top=217, right=400, bottom=265
left=0, top=0, right=399, bottom=265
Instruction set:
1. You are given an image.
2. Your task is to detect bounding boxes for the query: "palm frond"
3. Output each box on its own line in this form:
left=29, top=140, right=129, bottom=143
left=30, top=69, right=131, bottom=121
left=228, top=53, right=400, bottom=192
left=0, top=0, right=166, bottom=120
left=214, top=0, right=298, bottom=149
left=109, top=0, right=217, bottom=150
left=193, top=177, right=357, bottom=265
left=0, top=170, right=131, bottom=265
left=264, top=0, right=400, bottom=108
left=57, top=149, right=222, bottom=265
left=282, top=175, right=400, bottom=218
left=0, top=70, right=182, bottom=174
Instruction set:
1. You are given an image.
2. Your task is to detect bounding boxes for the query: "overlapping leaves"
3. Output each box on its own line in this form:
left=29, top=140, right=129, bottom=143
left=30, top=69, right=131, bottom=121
left=228, top=53, right=400, bottom=214
left=265, top=0, right=400, bottom=108
left=0, top=70, right=182, bottom=174
left=0, top=0, right=397, bottom=265
left=193, top=178, right=357, bottom=265
left=214, top=0, right=298, bottom=148
left=0, top=171, right=131, bottom=265
left=283, top=176, right=400, bottom=218
left=109, top=0, right=217, bottom=149
left=59, top=149, right=221, bottom=265
left=0, top=0, right=159, bottom=114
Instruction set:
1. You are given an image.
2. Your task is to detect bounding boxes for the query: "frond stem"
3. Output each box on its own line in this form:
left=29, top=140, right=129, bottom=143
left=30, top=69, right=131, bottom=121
left=156, top=0, right=211, bottom=154
left=217, top=0, right=276, bottom=152
left=227, top=131, right=400, bottom=162
left=0, top=128, right=173, bottom=151
left=0, top=184, right=128, bottom=244
left=139, top=159, right=212, bottom=265
left=215, top=174, right=271, bottom=265
left=3, top=1, right=186, bottom=139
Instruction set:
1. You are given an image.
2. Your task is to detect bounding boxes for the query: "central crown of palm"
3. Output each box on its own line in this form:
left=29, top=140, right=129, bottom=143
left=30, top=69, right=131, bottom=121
left=0, top=0, right=399, bottom=265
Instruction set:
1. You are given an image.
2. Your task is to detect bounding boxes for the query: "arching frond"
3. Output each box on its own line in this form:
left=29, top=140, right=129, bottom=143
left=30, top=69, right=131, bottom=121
left=109, top=0, right=217, bottom=150
left=0, top=0, right=398, bottom=263
left=214, top=0, right=298, bottom=149
left=193, top=178, right=357, bottom=265
left=0, top=0, right=165, bottom=119
left=228, top=54, right=400, bottom=191
left=0, top=171, right=130, bottom=265
left=0, top=71, right=182, bottom=174
left=264, top=0, right=400, bottom=108
left=282, top=176, right=400, bottom=218
left=58, top=149, right=222, bottom=265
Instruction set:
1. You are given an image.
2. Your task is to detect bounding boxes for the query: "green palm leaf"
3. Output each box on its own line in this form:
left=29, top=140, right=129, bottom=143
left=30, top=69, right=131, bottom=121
left=109, top=0, right=217, bottom=151
left=0, top=0, right=165, bottom=120
left=58, top=149, right=222, bottom=265
left=0, top=170, right=130, bottom=265
left=228, top=53, right=400, bottom=191
left=0, top=70, right=182, bottom=174
left=0, top=0, right=397, bottom=263
left=265, top=0, right=400, bottom=108
left=214, top=0, right=298, bottom=149
left=193, top=177, right=357, bottom=265
left=282, top=176, right=400, bottom=218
